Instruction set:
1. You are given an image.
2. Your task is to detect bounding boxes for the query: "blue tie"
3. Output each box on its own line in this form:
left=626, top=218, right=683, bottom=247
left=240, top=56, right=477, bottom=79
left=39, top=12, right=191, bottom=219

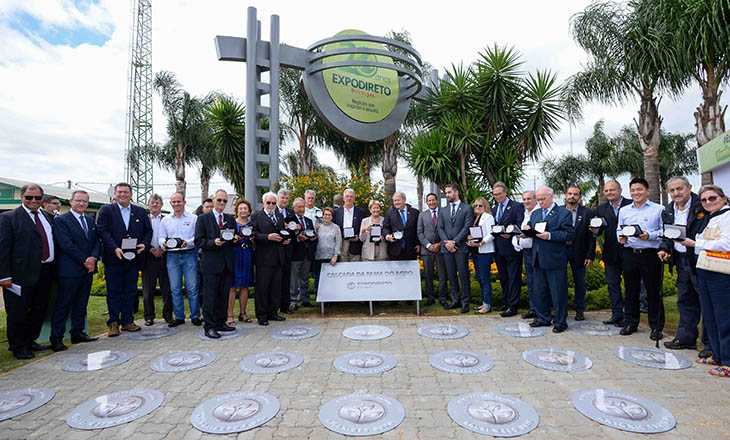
left=542, top=209, right=548, bottom=221
left=400, top=209, right=406, bottom=226
left=497, top=204, right=504, bottom=222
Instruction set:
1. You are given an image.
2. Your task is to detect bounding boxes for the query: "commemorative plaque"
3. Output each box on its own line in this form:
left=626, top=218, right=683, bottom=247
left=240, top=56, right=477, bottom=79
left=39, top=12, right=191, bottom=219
left=239, top=351, right=304, bottom=374
left=0, top=388, right=55, bottom=422
left=121, top=238, right=137, bottom=260
left=150, top=351, right=217, bottom=373
left=191, top=391, right=279, bottom=434
left=468, top=226, right=483, bottom=243
left=198, top=326, right=247, bottom=341
left=614, top=346, right=692, bottom=370
left=448, top=392, right=539, bottom=437
left=333, top=351, right=397, bottom=375
left=620, top=225, right=643, bottom=237
left=418, top=323, right=469, bottom=340
left=164, top=237, right=184, bottom=249
left=269, top=325, right=320, bottom=340
left=66, top=389, right=164, bottom=430
left=429, top=350, right=494, bottom=375
left=369, top=225, right=382, bottom=242
left=572, top=389, right=676, bottom=434
left=220, top=228, right=236, bottom=241
left=522, top=348, right=592, bottom=372
left=663, top=224, right=687, bottom=240
left=571, top=320, right=621, bottom=336
left=589, top=217, right=607, bottom=229
left=343, top=325, right=393, bottom=341
left=319, top=393, right=405, bottom=436
left=62, top=350, right=133, bottom=372
left=493, top=322, right=546, bottom=338
left=127, top=324, right=181, bottom=340
left=241, top=225, right=253, bottom=237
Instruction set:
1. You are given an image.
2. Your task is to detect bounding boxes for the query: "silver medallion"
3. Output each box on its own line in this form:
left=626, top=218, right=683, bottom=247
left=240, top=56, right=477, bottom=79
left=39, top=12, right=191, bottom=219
left=319, top=392, right=405, bottom=436
left=417, top=323, right=469, bottom=340
left=614, top=346, right=692, bottom=370
left=239, top=351, right=303, bottom=374
left=571, top=320, right=621, bottom=336
left=572, top=389, right=676, bottom=434
left=62, top=350, right=133, bottom=372
left=522, top=348, right=592, bottom=372
left=198, top=326, right=247, bottom=341
left=269, top=325, right=320, bottom=340
left=66, top=389, right=164, bottom=430
left=429, top=350, right=494, bottom=375
left=493, top=322, right=546, bottom=338
left=342, top=325, right=393, bottom=341
left=0, top=388, right=55, bottom=422
left=191, top=391, right=279, bottom=434
left=448, top=392, right=539, bottom=437
left=150, top=350, right=217, bottom=373
left=333, top=351, right=398, bottom=375
left=127, top=324, right=181, bottom=340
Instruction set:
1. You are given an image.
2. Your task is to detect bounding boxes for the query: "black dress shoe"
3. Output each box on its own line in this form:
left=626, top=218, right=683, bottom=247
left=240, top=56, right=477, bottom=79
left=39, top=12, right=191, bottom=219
left=270, top=314, right=286, bottom=321
left=205, top=328, right=221, bottom=339
left=663, top=339, right=696, bottom=350
left=258, top=320, right=269, bottom=326
left=168, top=319, right=185, bottom=328
left=13, top=349, right=35, bottom=360
left=145, top=319, right=154, bottom=326
left=29, top=342, right=51, bottom=351
left=620, top=326, right=638, bottom=335
left=424, top=298, right=435, bottom=306
left=602, top=316, right=622, bottom=325
left=51, top=341, right=67, bottom=352
left=191, top=318, right=203, bottom=326
left=575, top=312, right=585, bottom=321
left=552, top=326, right=567, bottom=333
left=460, top=305, right=469, bottom=314
left=164, top=317, right=174, bottom=324
left=650, top=329, right=664, bottom=341
left=521, top=311, right=537, bottom=319
left=494, top=305, right=508, bottom=312
left=500, top=309, right=517, bottom=318
left=530, top=320, right=551, bottom=328
left=217, top=324, right=236, bottom=332
left=698, top=348, right=713, bottom=359
left=612, top=320, right=625, bottom=328
left=71, top=333, right=98, bottom=343
left=444, top=302, right=461, bottom=310
left=281, top=309, right=294, bottom=315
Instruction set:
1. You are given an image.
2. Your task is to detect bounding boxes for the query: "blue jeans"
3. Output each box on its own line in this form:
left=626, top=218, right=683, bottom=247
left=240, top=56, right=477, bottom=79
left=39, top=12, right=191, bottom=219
left=697, top=269, right=730, bottom=366
left=472, top=253, right=494, bottom=307
left=166, top=250, right=200, bottom=320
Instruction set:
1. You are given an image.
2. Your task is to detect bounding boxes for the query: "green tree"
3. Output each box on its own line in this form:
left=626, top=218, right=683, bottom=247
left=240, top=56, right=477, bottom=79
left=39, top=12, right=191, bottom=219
left=204, top=96, right=246, bottom=197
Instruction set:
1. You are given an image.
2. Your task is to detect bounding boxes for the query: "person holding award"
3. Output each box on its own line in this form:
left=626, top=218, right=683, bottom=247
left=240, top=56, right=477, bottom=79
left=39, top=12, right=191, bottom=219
left=314, top=208, right=342, bottom=289
left=383, top=191, right=420, bottom=261
left=290, top=198, right=316, bottom=309
left=466, top=197, right=495, bottom=314
left=334, top=188, right=365, bottom=262
left=228, top=199, right=254, bottom=325
left=360, top=200, right=388, bottom=261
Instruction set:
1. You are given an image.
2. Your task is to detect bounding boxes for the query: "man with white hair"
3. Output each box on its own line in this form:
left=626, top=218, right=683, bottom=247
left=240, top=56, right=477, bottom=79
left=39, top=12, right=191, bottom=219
left=334, top=188, right=365, bottom=262
left=276, top=189, right=296, bottom=314
left=304, top=189, right=323, bottom=298
left=383, top=191, right=421, bottom=260
left=512, top=190, right=539, bottom=319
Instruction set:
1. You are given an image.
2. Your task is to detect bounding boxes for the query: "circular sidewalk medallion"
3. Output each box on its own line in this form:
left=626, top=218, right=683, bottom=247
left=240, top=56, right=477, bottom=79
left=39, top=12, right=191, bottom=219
left=493, top=322, right=546, bottom=338
left=0, top=388, right=55, bottom=422
left=614, top=346, right=692, bottom=370
left=429, top=350, right=494, bottom=375
left=191, top=391, right=279, bottom=434
left=62, top=350, right=133, bottom=372
left=127, top=324, right=181, bottom=340
left=342, top=325, right=393, bottom=341
left=572, top=389, right=676, bottom=434
left=333, top=351, right=398, bottom=375
left=150, top=350, right=217, bottom=373
left=448, top=392, right=539, bottom=437
left=418, top=323, right=469, bottom=340
left=269, top=325, right=320, bottom=340
left=198, top=326, right=247, bottom=341
left=522, top=348, right=592, bottom=372
left=571, top=320, right=621, bottom=336
left=66, top=389, right=164, bottom=430
left=239, top=351, right=303, bottom=374
left=319, top=392, right=405, bottom=436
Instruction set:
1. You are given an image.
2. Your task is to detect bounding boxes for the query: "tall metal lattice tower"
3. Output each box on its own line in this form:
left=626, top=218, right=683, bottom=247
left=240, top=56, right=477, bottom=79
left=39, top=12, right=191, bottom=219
left=124, top=0, right=153, bottom=204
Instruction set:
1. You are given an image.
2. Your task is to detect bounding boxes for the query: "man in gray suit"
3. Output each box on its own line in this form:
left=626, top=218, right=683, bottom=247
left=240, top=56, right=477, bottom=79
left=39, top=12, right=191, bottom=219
left=438, top=183, right=474, bottom=313
left=418, top=193, right=449, bottom=307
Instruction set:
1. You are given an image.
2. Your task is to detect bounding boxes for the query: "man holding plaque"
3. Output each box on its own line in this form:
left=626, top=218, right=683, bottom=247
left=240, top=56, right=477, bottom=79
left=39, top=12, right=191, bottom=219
left=616, top=177, right=665, bottom=340
left=438, top=183, right=474, bottom=313
left=276, top=189, right=296, bottom=314
left=491, top=182, right=525, bottom=317
left=383, top=191, right=420, bottom=260
left=304, top=190, right=323, bottom=297
left=334, top=188, right=365, bottom=262
left=418, top=193, right=449, bottom=307
left=140, top=194, right=172, bottom=326
left=97, top=183, right=152, bottom=336
left=290, top=198, right=316, bottom=309
left=563, top=185, right=596, bottom=321
left=512, top=191, right=539, bottom=319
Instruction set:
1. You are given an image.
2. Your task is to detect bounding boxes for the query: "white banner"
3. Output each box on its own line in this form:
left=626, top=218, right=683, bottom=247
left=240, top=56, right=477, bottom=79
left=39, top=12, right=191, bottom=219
left=316, top=260, right=422, bottom=302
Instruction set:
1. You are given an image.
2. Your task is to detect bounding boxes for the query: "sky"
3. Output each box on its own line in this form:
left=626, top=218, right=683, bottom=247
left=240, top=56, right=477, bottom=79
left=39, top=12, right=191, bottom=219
left=0, top=0, right=725, bottom=210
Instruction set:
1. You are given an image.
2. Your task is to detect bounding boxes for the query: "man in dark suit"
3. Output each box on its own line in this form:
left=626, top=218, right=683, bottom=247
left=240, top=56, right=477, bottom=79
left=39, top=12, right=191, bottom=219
left=589, top=179, right=632, bottom=326
left=525, top=186, right=575, bottom=333
left=290, top=198, right=316, bottom=309
left=563, top=185, right=596, bottom=321
left=49, top=190, right=100, bottom=352
left=97, top=182, right=152, bottom=336
left=0, top=183, right=55, bottom=359
left=383, top=191, right=421, bottom=260
left=194, top=189, right=236, bottom=339
left=140, top=194, right=172, bottom=326
left=252, top=192, right=291, bottom=326
left=333, top=188, right=365, bottom=262
left=491, top=181, right=525, bottom=317
left=418, top=193, right=448, bottom=307
left=438, top=183, right=474, bottom=313
left=276, top=189, right=296, bottom=315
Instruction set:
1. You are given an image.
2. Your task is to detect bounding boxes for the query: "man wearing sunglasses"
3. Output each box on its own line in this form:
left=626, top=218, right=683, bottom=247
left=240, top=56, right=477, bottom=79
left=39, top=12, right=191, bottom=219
left=0, top=183, right=55, bottom=359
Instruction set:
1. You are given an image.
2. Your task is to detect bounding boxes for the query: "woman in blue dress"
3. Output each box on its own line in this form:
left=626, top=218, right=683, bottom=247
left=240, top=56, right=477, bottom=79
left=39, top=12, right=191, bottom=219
left=228, top=199, right=255, bottom=325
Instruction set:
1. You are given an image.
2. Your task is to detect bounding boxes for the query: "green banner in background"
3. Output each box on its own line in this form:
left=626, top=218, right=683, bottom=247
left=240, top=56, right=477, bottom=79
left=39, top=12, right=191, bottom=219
left=699, top=129, right=730, bottom=173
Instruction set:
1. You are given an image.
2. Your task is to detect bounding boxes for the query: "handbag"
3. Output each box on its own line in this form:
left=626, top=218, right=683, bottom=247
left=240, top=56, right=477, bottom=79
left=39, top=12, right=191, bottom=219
left=696, top=209, right=730, bottom=275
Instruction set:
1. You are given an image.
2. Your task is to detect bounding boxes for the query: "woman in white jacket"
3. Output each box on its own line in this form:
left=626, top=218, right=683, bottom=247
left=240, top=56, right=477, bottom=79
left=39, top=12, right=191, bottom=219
left=467, top=197, right=496, bottom=314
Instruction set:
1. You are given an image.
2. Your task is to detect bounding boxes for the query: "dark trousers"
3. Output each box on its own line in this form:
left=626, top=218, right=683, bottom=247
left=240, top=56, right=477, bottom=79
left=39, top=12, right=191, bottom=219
left=675, top=253, right=710, bottom=347
left=495, top=253, right=523, bottom=310
left=622, top=248, right=664, bottom=330
left=279, top=261, right=292, bottom=313
left=256, top=264, right=282, bottom=320
left=105, top=262, right=139, bottom=326
left=3, top=263, right=52, bottom=352
left=523, top=248, right=536, bottom=312
left=311, top=259, right=321, bottom=294
left=604, top=262, right=624, bottom=320
left=202, top=269, right=232, bottom=331
left=50, top=274, right=92, bottom=342
left=568, top=258, right=587, bottom=313
left=422, top=252, right=448, bottom=301
left=443, top=252, right=470, bottom=305
left=533, top=254, right=568, bottom=329
left=141, top=254, right=172, bottom=321
left=697, top=269, right=730, bottom=366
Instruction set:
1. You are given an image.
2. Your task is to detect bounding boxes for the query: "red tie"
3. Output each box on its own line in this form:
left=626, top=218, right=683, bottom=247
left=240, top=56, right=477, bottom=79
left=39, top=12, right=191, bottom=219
left=218, top=213, right=223, bottom=229
left=299, top=216, right=305, bottom=229
left=33, top=211, right=50, bottom=261
left=432, top=210, right=437, bottom=226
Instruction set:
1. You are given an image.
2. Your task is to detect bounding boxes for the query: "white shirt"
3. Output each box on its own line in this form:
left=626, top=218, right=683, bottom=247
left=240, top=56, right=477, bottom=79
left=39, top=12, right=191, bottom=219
left=214, top=210, right=226, bottom=227
left=673, top=204, right=690, bottom=253
left=23, top=205, right=54, bottom=263
left=117, top=203, right=131, bottom=230
left=616, top=200, right=664, bottom=249
left=476, top=213, right=496, bottom=254
left=343, top=206, right=355, bottom=228
left=304, top=206, right=322, bottom=226
left=513, top=206, right=538, bottom=251
left=149, top=213, right=163, bottom=249
left=158, top=211, right=197, bottom=250
left=694, top=208, right=730, bottom=254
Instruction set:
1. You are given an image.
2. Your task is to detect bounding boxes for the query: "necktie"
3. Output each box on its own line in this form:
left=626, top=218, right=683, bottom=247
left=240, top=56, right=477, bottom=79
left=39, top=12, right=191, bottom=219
left=542, top=209, right=548, bottom=221
left=497, top=204, right=504, bottom=222
left=33, top=211, right=50, bottom=261
left=299, top=215, right=305, bottom=229
left=218, top=213, right=223, bottom=229
left=450, top=203, right=456, bottom=218
left=400, top=209, right=407, bottom=227
left=432, top=210, right=437, bottom=226
left=269, top=212, right=277, bottom=224
left=81, top=215, right=88, bottom=235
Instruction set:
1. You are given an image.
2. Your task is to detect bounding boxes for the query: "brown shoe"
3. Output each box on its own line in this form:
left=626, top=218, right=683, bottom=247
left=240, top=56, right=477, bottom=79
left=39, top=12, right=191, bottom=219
left=108, top=322, right=120, bottom=337
left=121, top=322, right=141, bottom=332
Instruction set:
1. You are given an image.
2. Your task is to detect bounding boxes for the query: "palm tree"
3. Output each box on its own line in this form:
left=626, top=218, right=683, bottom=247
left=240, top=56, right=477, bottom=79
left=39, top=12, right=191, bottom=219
left=204, top=96, right=246, bottom=197
left=281, top=150, right=335, bottom=178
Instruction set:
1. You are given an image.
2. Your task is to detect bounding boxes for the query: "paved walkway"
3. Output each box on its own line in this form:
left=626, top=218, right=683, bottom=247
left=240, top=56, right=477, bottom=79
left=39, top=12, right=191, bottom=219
left=1, top=312, right=727, bottom=439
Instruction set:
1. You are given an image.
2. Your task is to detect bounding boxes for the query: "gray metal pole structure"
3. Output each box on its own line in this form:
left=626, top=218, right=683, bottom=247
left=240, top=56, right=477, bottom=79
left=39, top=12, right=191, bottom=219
left=269, top=15, right=281, bottom=188
left=244, top=7, right=257, bottom=204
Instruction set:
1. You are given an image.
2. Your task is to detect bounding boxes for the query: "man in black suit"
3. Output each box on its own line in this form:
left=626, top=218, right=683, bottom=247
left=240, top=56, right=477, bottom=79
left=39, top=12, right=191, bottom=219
left=0, top=183, right=55, bottom=359
left=418, top=193, right=449, bottom=307
left=491, top=181, right=525, bottom=317
left=589, top=179, right=631, bottom=326
left=563, top=185, right=596, bottom=321
left=333, top=188, right=365, bottom=262
left=97, top=182, right=152, bottom=336
left=383, top=191, right=421, bottom=260
left=252, top=192, right=291, bottom=326
left=49, top=190, right=100, bottom=352
left=194, top=189, right=236, bottom=339
left=438, top=183, right=474, bottom=313
left=290, top=198, right=316, bottom=309
left=276, top=189, right=296, bottom=314
left=141, top=194, right=172, bottom=326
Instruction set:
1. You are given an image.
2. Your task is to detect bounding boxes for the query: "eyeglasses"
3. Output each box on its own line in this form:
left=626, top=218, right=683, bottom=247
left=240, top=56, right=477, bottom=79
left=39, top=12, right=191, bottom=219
left=473, top=204, right=483, bottom=207
left=24, top=195, right=42, bottom=201
left=265, top=201, right=276, bottom=205
left=216, top=198, right=228, bottom=203
left=72, top=199, right=89, bottom=203
left=700, top=195, right=719, bottom=203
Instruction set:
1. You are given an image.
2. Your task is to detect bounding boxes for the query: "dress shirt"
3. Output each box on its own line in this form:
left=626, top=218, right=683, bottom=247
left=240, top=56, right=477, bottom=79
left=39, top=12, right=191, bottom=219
left=616, top=200, right=664, bottom=249
left=214, top=210, right=226, bottom=228
left=304, top=206, right=322, bottom=226
left=425, top=208, right=439, bottom=248
left=610, top=201, right=621, bottom=218
left=567, top=206, right=578, bottom=226
left=22, top=205, right=54, bottom=263
left=149, top=213, right=163, bottom=249
left=158, top=211, right=197, bottom=250
left=449, top=200, right=462, bottom=218
left=673, top=204, right=690, bottom=253
left=495, top=200, right=509, bottom=222
left=70, top=210, right=88, bottom=234
left=513, top=206, right=538, bottom=251
left=118, top=203, right=131, bottom=230
left=694, top=208, right=730, bottom=254
left=343, top=206, right=355, bottom=228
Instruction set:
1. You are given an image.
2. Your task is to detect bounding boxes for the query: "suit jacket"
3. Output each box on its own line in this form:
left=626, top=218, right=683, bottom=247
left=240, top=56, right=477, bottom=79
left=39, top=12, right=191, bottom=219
left=194, top=210, right=235, bottom=274
left=528, top=205, right=575, bottom=270
left=291, top=214, right=314, bottom=262
left=96, top=203, right=152, bottom=266
left=659, top=193, right=704, bottom=270
left=278, top=206, right=296, bottom=260
left=437, top=200, right=474, bottom=254
left=593, top=197, right=632, bottom=265
left=0, top=207, right=55, bottom=286
left=54, top=212, right=101, bottom=278
left=417, top=207, right=442, bottom=256
left=382, top=204, right=421, bottom=259
left=252, top=209, right=289, bottom=267
left=333, top=205, right=366, bottom=255
left=492, top=199, right=525, bottom=257
left=564, top=204, right=596, bottom=263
